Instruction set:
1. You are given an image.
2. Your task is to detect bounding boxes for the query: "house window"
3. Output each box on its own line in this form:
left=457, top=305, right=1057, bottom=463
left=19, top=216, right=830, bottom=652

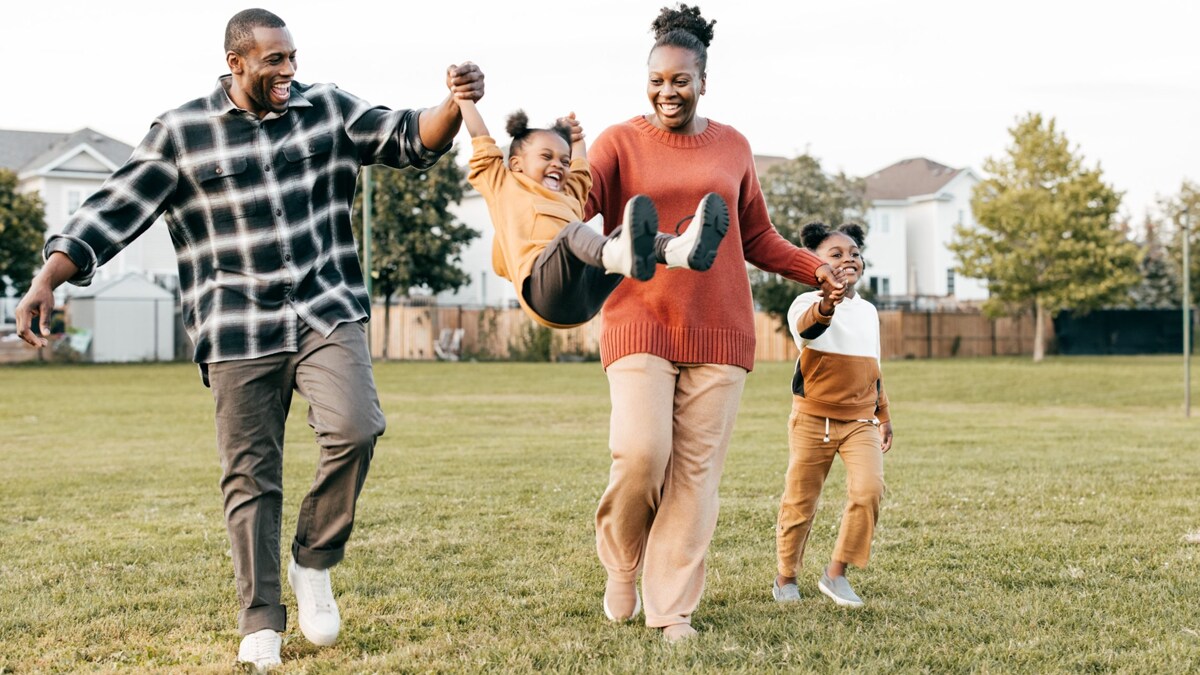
left=958, top=209, right=965, bottom=225
left=880, top=213, right=890, bottom=234
left=67, top=190, right=82, bottom=216
left=946, top=269, right=956, bottom=296
left=870, top=276, right=890, bottom=296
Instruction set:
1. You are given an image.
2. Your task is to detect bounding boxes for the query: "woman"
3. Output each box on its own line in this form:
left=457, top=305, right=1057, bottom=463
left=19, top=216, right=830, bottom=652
left=586, top=3, right=842, bottom=642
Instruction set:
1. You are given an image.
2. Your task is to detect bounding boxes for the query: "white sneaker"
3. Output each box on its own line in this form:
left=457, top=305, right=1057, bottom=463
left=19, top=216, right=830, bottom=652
left=601, top=195, right=658, bottom=281
left=288, top=559, right=341, bottom=646
left=818, top=571, right=864, bottom=608
left=237, top=629, right=281, bottom=671
left=664, top=193, right=729, bottom=270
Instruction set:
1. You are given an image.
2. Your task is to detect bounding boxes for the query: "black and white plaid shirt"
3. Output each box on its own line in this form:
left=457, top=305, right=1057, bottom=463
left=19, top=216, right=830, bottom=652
left=46, top=76, right=446, bottom=364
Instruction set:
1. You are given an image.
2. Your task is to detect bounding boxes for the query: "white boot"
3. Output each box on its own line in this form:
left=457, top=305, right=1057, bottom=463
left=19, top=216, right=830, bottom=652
left=601, top=195, right=658, bottom=280
left=289, top=559, right=341, bottom=646
left=663, top=192, right=729, bottom=270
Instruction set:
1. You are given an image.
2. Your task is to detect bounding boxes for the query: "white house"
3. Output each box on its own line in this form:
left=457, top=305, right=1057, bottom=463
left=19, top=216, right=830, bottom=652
left=862, top=158, right=988, bottom=305
left=0, top=127, right=178, bottom=285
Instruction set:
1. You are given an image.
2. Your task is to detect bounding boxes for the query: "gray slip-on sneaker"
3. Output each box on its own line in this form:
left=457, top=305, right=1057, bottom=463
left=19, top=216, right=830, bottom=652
left=772, top=579, right=801, bottom=602
left=818, top=572, right=864, bottom=608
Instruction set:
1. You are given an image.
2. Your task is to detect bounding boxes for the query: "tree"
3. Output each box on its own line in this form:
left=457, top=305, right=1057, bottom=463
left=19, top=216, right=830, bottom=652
left=1158, top=180, right=1200, bottom=308
left=351, top=147, right=479, bottom=357
left=753, top=154, right=868, bottom=329
left=0, top=169, right=47, bottom=298
left=1124, top=215, right=1180, bottom=309
left=950, top=113, right=1140, bottom=362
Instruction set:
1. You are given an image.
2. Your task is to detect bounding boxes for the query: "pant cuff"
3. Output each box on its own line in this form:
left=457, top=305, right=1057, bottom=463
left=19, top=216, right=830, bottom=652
left=292, top=539, right=345, bottom=570
left=604, top=568, right=638, bottom=584
left=238, top=604, right=287, bottom=636
left=647, top=616, right=690, bottom=629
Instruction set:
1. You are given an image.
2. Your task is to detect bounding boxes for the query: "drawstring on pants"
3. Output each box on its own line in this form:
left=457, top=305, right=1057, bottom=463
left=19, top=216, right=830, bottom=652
left=823, top=417, right=879, bottom=444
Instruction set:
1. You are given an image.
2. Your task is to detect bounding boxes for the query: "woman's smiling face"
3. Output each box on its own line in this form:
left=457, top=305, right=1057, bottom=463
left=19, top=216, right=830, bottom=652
left=646, top=45, right=706, bottom=135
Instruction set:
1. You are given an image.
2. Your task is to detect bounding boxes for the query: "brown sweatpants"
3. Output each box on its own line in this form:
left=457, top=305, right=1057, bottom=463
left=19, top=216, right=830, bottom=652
left=596, top=353, right=747, bottom=628
left=776, top=408, right=885, bottom=576
left=207, top=321, right=385, bottom=635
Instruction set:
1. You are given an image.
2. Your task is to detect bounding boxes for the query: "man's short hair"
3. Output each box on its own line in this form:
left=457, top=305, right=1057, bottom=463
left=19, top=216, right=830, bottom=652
left=224, top=8, right=286, bottom=55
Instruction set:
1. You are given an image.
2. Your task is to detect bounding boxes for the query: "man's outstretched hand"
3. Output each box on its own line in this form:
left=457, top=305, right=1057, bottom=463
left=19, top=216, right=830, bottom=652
left=446, top=62, right=485, bottom=103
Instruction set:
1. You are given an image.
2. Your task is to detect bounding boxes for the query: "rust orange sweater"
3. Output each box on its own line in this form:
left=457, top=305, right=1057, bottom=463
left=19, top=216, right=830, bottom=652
left=585, top=116, right=825, bottom=371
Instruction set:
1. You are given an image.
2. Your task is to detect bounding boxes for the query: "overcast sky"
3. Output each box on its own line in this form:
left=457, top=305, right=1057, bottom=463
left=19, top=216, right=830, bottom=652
left=2, top=0, right=1195, bottom=223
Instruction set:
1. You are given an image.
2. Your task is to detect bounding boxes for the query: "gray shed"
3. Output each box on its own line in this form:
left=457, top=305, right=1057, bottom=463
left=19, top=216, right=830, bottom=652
left=68, top=273, right=175, bottom=362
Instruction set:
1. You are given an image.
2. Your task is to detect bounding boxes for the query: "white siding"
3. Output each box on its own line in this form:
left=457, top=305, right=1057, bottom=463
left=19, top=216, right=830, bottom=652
left=863, top=204, right=908, bottom=297
left=438, top=192, right=520, bottom=307
left=68, top=275, right=174, bottom=362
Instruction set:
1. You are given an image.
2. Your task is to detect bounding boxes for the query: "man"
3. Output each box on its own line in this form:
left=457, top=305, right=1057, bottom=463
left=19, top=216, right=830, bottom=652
left=14, top=8, right=483, bottom=669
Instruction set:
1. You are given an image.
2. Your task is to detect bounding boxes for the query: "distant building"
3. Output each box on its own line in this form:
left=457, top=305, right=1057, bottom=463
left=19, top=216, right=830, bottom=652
left=68, top=272, right=175, bottom=362
left=0, top=127, right=177, bottom=285
left=863, top=158, right=988, bottom=306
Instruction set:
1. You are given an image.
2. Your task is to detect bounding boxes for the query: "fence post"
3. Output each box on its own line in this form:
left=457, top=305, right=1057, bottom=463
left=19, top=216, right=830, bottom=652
left=926, top=310, right=933, bottom=358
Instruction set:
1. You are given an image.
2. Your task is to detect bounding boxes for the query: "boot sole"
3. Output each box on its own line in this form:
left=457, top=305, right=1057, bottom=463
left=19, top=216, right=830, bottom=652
left=687, top=193, right=729, bottom=272
left=624, top=195, right=659, bottom=281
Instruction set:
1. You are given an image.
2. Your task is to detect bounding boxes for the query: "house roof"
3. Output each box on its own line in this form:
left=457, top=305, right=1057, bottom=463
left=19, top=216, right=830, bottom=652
left=0, top=127, right=134, bottom=174
left=753, top=154, right=790, bottom=176
left=865, top=157, right=962, bottom=201
left=69, top=272, right=174, bottom=300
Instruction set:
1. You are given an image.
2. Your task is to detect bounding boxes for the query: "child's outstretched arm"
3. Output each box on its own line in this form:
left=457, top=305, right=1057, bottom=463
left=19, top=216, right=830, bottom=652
left=559, top=112, right=586, bottom=161
left=451, top=72, right=489, bottom=139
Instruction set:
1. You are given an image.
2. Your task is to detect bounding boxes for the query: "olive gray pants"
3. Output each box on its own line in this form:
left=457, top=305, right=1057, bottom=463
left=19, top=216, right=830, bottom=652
left=207, top=320, right=385, bottom=635
left=523, top=222, right=671, bottom=326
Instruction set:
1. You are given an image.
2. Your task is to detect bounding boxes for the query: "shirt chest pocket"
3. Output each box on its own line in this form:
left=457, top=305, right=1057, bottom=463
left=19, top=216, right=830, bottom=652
left=283, top=134, right=333, bottom=164
left=529, top=201, right=577, bottom=244
left=195, top=157, right=260, bottom=223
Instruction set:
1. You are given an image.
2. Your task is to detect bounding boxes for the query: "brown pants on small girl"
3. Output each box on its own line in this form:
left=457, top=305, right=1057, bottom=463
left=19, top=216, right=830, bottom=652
left=776, top=406, right=885, bottom=577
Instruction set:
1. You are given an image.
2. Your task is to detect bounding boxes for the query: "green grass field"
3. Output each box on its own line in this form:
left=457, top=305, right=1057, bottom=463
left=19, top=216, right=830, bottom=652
left=1, top=356, right=1198, bottom=673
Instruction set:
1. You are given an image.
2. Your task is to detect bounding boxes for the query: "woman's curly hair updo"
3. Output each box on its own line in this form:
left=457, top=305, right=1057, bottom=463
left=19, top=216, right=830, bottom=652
left=505, top=110, right=572, bottom=158
left=650, top=4, right=716, bottom=74
left=800, top=222, right=867, bottom=251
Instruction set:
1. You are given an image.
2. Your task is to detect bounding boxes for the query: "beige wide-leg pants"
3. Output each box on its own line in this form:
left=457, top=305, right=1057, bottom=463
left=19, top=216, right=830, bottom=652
left=595, top=353, right=747, bottom=628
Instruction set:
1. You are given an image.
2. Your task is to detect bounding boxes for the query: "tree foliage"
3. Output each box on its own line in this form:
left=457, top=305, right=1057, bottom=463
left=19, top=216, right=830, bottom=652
left=949, top=113, right=1140, bottom=361
left=1123, top=215, right=1179, bottom=309
left=0, top=169, right=47, bottom=297
left=753, top=154, right=868, bottom=329
left=351, top=147, right=479, bottom=357
left=1158, top=179, right=1200, bottom=307
left=351, top=147, right=479, bottom=301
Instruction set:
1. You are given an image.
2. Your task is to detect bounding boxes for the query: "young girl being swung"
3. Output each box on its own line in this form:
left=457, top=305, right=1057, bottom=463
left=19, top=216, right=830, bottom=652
left=452, top=72, right=728, bottom=329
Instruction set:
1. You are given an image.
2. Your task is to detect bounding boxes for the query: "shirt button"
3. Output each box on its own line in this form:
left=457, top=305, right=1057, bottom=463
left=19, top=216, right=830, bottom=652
left=264, top=166, right=271, bottom=172
left=275, top=209, right=282, bottom=216
left=214, top=167, right=222, bottom=175
left=284, top=254, right=292, bottom=262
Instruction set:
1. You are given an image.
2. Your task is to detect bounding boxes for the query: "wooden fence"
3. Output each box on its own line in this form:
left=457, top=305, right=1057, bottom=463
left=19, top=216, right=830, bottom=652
left=369, top=304, right=1054, bottom=362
